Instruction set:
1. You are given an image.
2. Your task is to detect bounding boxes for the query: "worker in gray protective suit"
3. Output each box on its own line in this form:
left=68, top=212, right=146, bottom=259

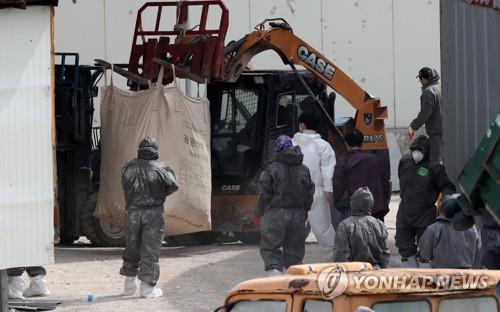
left=333, top=187, right=390, bottom=268
left=119, top=136, right=178, bottom=298
left=255, top=135, right=315, bottom=276
left=408, top=67, right=443, bottom=162
left=480, top=216, right=500, bottom=269
left=418, top=195, right=481, bottom=269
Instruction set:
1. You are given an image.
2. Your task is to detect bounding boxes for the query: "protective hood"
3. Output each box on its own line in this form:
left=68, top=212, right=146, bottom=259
left=410, top=135, right=431, bottom=161
left=350, top=187, right=374, bottom=216
left=438, top=194, right=460, bottom=221
left=138, top=136, right=159, bottom=160
left=292, top=131, right=322, bottom=146
left=424, top=68, right=440, bottom=87
left=275, top=145, right=304, bottom=165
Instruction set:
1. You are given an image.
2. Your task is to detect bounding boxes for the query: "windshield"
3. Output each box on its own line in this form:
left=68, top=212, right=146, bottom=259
left=303, top=299, right=332, bottom=311
left=229, top=300, right=287, bottom=312
left=439, top=297, right=498, bottom=312
left=372, top=300, right=430, bottom=312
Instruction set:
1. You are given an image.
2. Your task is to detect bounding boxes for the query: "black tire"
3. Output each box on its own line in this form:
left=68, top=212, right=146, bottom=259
left=166, top=231, right=221, bottom=247
left=80, top=191, right=126, bottom=247
left=234, top=231, right=261, bottom=245
left=59, top=235, right=79, bottom=245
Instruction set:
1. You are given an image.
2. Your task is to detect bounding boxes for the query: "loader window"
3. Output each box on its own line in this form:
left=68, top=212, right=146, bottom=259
left=212, top=88, right=260, bottom=177
left=276, top=92, right=294, bottom=127
left=276, top=92, right=319, bottom=132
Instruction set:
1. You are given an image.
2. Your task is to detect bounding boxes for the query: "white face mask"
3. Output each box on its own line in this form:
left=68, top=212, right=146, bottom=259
left=412, top=150, right=424, bottom=163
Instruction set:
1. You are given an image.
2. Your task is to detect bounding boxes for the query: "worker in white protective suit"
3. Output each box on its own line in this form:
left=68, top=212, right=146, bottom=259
left=293, top=112, right=336, bottom=259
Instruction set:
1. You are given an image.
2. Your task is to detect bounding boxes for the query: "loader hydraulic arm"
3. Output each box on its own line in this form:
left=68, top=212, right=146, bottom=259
left=224, top=19, right=388, bottom=150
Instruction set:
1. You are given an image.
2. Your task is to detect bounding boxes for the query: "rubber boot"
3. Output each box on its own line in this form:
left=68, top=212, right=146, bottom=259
left=401, top=255, right=419, bottom=268
left=122, top=276, right=138, bottom=296
left=418, top=261, right=432, bottom=269
left=140, top=282, right=163, bottom=298
left=266, top=269, right=282, bottom=277
left=23, top=275, right=50, bottom=297
left=356, top=306, right=375, bottom=312
left=8, top=276, right=25, bottom=299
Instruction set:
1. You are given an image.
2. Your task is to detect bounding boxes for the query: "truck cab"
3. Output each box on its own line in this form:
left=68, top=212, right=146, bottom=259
left=215, top=263, right=500, bottom=312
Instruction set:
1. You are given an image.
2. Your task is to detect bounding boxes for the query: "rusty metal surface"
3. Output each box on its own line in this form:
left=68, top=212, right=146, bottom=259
left=0, top=0, right=58, bottom=9
left=226, top=262, right=500, bottom=296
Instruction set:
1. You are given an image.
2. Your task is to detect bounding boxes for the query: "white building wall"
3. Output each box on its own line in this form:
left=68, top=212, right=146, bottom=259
left=0, top=6, right=55, bottom=269
left=55, top=0, right=440, bottom=128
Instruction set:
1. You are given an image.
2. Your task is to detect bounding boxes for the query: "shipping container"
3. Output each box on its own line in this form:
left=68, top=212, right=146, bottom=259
left=0, top=6, right=55, bottom=270
left=440, top=0, right=500, bottom=181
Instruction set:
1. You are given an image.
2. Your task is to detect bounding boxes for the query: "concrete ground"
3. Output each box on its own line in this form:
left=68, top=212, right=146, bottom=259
left=20, top=196, right=402, bottom=312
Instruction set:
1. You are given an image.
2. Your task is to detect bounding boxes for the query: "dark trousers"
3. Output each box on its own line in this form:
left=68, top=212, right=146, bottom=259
left=372, top=211, right=386, bottom=223
left=395, top=226, right=427, bottom=258
left=7, top=267, right=46, bottom=277
left=260, top=208, right=306, bottom=271
left=482, top=226, right=500, bottom=269
left=120, top=208, right=164, bottom=286
left=429, top=133, right=442, bottom=163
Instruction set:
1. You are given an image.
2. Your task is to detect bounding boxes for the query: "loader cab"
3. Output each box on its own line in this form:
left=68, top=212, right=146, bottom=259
left=208, top=70, right=329, bottom=194
left=208, top=70, right=333, bottom=236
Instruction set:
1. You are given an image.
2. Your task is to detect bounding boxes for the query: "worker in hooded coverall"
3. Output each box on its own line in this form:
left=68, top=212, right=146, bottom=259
left=7, top=267, right=49, bottom=299
left=479, top=216, right=500, bottom=269
left=255, top=135, right=315, bottom=276
left=119, top=136, right=178, bottom=298
left=333, top=187, right=391, bottom=268
left=396, top=135, right=455, bottom=268
left=418, top=195, right=482, bottom=269
left=408, top=67, right=443, bottom=162
left=292, top=112, right=336, bottom=259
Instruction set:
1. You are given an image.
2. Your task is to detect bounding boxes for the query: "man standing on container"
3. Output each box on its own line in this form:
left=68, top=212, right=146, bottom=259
left=408, top=67, right=443, bottom=162
left=119, top=136, right=178, bottom=298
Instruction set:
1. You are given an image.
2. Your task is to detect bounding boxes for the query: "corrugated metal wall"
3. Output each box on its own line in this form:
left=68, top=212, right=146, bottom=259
left=441, top=0, right=500, bottom=181
left=0, top=6, right=54, bottom=269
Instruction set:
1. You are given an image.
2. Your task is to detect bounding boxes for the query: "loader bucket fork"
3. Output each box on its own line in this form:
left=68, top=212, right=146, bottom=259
left=128, top=1, right=229, bottom=85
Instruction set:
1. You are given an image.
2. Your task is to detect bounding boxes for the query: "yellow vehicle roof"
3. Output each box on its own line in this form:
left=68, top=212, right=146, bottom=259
left=228, top=262, right=500, bottom=297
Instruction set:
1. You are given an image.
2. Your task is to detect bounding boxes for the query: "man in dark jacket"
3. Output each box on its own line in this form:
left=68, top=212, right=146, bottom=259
left=256, top=135, right=315, bottom=276
left=120, top=136, right=179, bottom=298
left=333, top=129, right=390, bottom=222
left=409, top=67, right=443, bottom=162
left=396, top=135, right=455, bottom=267
left=333, top=187, right=391, bottom=268
left=418, top=195, right=481, bottom=269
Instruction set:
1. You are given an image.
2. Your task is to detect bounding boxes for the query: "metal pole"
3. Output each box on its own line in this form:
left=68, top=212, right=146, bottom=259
left=0, top=270, right=8, bottom=312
